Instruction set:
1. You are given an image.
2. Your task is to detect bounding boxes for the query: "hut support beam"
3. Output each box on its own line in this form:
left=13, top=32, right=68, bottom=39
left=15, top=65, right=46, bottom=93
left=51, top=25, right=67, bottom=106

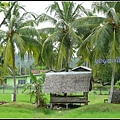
left=66, top=103, right=69, bottom=109
left=50, top=103, right=53, bottom=109
left=83, top=92, right=88, bottom=105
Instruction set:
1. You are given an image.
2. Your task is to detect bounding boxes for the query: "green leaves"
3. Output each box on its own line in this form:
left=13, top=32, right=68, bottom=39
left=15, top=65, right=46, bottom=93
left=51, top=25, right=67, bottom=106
left=110, top=8, right=119, bottom=26
left=30, top=71, right=37, bottom=83
left=109, top=29, right=119, bottom=72
left=0, top=30, right=6, bottom=40
left=0, top=1, right=9, bottom=12
left=71, top=16, right=106, bottom=28
left=37, top=1, right=93, bottom=71
left=12, top=33, right=25, bottom=59
left=23, top=72, right=46, bottom=106
left=36, top=13, right=57, bottom=26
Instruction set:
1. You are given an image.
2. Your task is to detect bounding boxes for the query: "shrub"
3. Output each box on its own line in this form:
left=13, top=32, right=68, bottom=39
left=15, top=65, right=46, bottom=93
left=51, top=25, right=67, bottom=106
left=115, top=80, right=120, bottom=90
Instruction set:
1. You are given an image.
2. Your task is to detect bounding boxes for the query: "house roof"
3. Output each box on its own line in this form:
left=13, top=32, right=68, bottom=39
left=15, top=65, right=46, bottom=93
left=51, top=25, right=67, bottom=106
left=72, top=66, right=92, bottom=71
left=47, top=66, right=91, bottom=72
left=43, top=71, right=91, bottom=93
left=5, top=74, right=40, bottom=78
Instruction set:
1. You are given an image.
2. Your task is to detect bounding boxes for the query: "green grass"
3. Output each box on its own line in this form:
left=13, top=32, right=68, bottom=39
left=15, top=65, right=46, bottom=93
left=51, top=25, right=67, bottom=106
left=0, top=90, right=120, bottom=118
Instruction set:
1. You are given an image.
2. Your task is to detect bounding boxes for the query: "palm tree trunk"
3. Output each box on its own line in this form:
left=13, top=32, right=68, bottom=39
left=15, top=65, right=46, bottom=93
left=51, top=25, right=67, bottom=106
left=85, top=61, right=89, bottom=67
left=66, top=59, right=69, bottom=72
left=13, top=66, right=16, bottom=102
left=108, top=68, right=115, bottom=103
left=65, top=38, right=70, bottom=72
left=11, top=44, right=16, bottom=102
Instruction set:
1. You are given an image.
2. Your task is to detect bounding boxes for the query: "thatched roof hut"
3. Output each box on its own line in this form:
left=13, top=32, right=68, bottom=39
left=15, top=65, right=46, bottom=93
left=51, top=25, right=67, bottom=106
left=43, top=70, right=91, bottom=93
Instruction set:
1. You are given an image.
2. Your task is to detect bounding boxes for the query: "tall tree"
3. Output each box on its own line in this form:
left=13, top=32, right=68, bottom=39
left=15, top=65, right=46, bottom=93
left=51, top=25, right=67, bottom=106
left=37, top=1, right=93, bottom=71
left=0, top=1, right=40, bottom=101
left=77, top=1, right=120, bottom=103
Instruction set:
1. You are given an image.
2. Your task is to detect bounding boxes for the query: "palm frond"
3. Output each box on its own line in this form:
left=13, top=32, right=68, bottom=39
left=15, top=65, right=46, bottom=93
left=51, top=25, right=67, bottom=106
left=71, top=3, right=83, bottom=20
left=4, top=38, right=13, bottom=70
left=38, top=27, right=55, bottom=35
left=109, top=8, right=119, bottom=26
left=0, top=30, right=6, bottom=40
left=30, top=71, right=37, bottom=83
left=71, top=16, right=107, bottom=28
left=9, top=14, right=16, bottom=29
left=57, top=36, right=67, bottom=70
left=18, top=20, right=37, bottom=28
left=109, top=29, right=119, bottom=71
left=68, top=27, right=83, bottom=47
left=36, top=13, right=57, bottom=26
left=12, top=33, right=25, bottom=59
left=91, top=1, right=109, bottom=15
left=43, top=30, right=62, bottom=45
left=19, top=26, right=40, bottom=38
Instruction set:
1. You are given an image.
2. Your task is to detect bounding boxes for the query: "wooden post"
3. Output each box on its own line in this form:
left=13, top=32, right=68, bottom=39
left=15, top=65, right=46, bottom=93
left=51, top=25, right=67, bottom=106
left=50, top=93, right=53, bottom=109
left=83, top=92, right=88, bottom=105
left=50, top=103, right=53, bottom=109
left=66, top=103, right=69, bottom=109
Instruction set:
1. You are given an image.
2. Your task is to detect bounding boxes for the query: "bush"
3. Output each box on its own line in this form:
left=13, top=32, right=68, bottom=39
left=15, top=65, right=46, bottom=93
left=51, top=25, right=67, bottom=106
left=115, top=80, right=120, bottom=90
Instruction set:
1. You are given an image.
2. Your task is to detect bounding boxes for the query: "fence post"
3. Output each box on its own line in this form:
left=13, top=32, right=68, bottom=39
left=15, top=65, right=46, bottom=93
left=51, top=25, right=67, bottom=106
left=11, top=93, right=14, bottom=101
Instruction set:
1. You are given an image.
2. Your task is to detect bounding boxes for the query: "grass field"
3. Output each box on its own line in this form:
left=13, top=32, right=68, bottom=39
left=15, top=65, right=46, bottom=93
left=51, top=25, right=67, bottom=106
left=0, top=90, right=120, bottom=118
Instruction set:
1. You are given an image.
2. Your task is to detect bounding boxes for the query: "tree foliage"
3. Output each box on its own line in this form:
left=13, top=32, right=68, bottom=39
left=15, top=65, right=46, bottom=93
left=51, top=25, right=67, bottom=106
left=78, top=1, right=120, bottom=103
left=36, top=1, right=94, bottom=71
left=0, top=1, right=41, bottom=101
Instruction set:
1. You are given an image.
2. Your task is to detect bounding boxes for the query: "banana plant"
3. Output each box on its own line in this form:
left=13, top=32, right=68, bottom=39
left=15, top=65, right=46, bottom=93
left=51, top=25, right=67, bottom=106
left=22, top=71, right=46, bottom=107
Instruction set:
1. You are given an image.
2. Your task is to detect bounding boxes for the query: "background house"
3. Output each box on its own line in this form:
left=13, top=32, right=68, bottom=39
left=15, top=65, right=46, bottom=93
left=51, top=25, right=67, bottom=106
left=5, top=74, right=40, bottom=87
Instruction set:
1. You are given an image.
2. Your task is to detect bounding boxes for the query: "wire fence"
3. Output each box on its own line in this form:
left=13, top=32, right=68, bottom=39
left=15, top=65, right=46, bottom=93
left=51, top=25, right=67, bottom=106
left=0, top=85, right=34, bottom=94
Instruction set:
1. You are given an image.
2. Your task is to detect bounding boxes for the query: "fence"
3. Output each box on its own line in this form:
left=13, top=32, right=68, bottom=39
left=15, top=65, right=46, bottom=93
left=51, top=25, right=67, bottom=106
left=0, top=85, right=35, bottom=94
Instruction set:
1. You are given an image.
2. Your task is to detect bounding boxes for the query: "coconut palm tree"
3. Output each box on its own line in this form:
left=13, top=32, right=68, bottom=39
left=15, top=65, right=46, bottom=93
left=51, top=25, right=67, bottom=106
left=77, top=1, right=120, bottom=103
left=36, top=1, right=94, bottom=71
left=0, top=1, right=40, bottom=101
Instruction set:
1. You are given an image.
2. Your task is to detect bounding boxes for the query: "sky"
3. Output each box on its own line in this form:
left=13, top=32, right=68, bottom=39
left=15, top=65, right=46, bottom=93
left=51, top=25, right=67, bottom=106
left=19, top=1, right=93, bottom=14
left=0, top=1, right=94, bottom=30
left=18, top=1, right=93, bottom=29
